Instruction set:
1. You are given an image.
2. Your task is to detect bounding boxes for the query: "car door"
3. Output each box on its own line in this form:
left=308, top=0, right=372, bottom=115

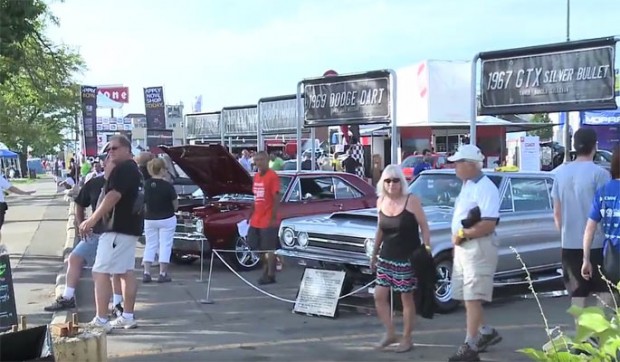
left=280, top=176, right=341, bottom=219
left=495, top=177, right=556, bottom=274
left=332, top=176, right=367, bottom=211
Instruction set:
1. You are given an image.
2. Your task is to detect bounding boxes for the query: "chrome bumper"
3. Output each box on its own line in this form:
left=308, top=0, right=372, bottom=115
left=275, top=248, right=371, bottom=268
left=173, top=232, right=210, bottom=254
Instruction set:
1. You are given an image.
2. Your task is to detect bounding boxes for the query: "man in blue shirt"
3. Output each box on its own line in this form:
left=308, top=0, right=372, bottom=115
left=413, top=149, right=433, bottom=178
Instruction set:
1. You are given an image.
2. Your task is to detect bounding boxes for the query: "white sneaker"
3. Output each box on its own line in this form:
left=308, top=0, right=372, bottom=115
left=87, top=317, right=112, bottom=333
left=110, top=315, right=138, bottom=329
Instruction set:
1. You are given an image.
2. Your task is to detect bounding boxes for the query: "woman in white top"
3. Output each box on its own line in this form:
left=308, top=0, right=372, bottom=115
left=0, top=174, right=36, bottom=251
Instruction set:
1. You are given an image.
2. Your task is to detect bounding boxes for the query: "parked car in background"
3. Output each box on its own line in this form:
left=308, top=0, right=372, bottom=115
left=276, top=169, right=562, bottom=313
left=401, top=153, right=453, bottom=181
left=160, top=144, right=377, bottom=270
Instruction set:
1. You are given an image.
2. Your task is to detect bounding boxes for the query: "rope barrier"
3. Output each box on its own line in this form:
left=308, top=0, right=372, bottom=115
left=202, top=248, right=378, bottom=304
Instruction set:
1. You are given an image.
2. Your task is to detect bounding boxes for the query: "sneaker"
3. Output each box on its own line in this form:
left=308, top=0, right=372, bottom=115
left=157, top=274, right=171, bottom=283
left=257, top=275, right=276, bottom=285
left=476, top=328, right=502, bottom=352
left=43, top=296, right=76, bottom=312
left=87, top=317, right=113, bottom=333
left=448, top=344, right=480, bottom=362
left=110, top=303, right=124, bottom=319
left=110, top=315, right=138, bottom=329
left=142, top=273, right=152, bottom=283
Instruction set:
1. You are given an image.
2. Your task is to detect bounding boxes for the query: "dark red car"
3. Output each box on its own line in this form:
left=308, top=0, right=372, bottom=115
left=160, top=145, right=376, bottom=270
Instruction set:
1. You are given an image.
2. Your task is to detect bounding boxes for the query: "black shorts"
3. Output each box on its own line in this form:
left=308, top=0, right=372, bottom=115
left=246, top=227, right=278, bottom=252
left=0, top=202, right=7, bottom=230
left=562, top=248, right=607, bottom=298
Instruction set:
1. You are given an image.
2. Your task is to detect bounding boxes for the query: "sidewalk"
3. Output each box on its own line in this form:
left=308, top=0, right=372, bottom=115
left=72, top=250, right=573, bottom=362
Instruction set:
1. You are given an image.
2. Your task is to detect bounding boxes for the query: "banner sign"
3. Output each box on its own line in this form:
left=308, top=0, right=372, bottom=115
left=582, top=110, right=620, bottom=125
left=146, top=129, right=173, bottom=149
left=480, top=38, right=617, bottom=115
left=98, top=86, right=129, bottom=103
left=259, top=95, right=299, bottom=134
left=143, top=86, right=166, bottom=129
left=186, top=112, right=221, bottom=139
left=303, top=70, right=391, bottom=127
left=222, top=106, right=258, bottom=136
left=0, top=254, right=17, bottom=331
left=80, top=85, right=98, bottom=157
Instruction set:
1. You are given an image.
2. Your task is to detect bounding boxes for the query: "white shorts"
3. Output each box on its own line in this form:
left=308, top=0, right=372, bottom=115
left=92, top=232, right=138, bottom=274
left=451, top=235, right=498, bottom=302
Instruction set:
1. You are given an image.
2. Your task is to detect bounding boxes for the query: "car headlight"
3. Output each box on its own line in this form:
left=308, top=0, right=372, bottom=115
left=195, top=219, right=204, bottom=233
left=364, top=238, right=375, bottom=258
left=298, top=232, right=309, bottom=248
left=281, top=227, right=295, bottom=247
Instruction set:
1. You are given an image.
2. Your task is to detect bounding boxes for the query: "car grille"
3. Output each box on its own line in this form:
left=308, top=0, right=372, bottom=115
left=175, top=213, right=197, bottom=234
left=307, top=233, right=366, bottom=253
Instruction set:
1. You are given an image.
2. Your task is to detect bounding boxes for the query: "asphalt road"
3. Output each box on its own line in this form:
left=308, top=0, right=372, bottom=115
left=72, top=250, right=574, bottom=362
left=2, top=178, right=68, bottom=329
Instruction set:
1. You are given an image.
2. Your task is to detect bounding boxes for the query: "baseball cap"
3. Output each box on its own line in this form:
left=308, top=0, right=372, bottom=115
left=447, top=144, right=485, bottom=163
left=573, top=128, right=597, bottom=153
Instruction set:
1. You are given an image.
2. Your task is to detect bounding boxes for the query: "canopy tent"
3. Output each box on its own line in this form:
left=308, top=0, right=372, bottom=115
left=0, top=149, right=17, bottom=158
left=0, top=142, right=22, bottom=177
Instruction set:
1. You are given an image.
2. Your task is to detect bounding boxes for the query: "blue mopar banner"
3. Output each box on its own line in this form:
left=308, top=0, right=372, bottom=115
left=582, top=109, right=620, bottom=125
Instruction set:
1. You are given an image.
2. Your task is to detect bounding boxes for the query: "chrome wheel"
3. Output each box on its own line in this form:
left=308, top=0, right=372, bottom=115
left=234, top=236, right=260, bottom=269
left=435, top=264, right=453, bottom=303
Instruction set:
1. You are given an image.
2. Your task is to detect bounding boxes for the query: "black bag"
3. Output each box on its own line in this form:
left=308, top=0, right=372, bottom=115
left=0, top=202, right=8, bottom=212
left=461, top=206, right=481, bottom=228
left=603, top=240, right=620, bottom=285
left=0, top=325, right=55, bottom=361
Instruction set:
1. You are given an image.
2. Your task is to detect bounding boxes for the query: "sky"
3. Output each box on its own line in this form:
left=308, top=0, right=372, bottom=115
left=46, top=0, right=620, bottom=116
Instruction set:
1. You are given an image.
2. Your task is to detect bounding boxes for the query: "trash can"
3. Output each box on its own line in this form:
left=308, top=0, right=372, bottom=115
left=0, top=325, right=55, bottom=361
left=29, top=169, right=37, bottom=179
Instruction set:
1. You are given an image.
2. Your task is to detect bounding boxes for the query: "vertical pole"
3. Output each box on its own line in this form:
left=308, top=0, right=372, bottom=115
left=257, top=102, right=263, bottom=152
left=470, top=55, right=480, bottom=146
left=389, top=70, right=400, bottom=164
left=296, top=82, right=303, bottom=171
left=562, top=0, right=571, bottom=163
left=310, top=128, right=316, bottom=170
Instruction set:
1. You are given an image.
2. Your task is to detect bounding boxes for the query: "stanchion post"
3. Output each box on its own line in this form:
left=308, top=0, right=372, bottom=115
left=199, top=251, right=216, bottom=304
left=195, top=238, right=205, bottom=282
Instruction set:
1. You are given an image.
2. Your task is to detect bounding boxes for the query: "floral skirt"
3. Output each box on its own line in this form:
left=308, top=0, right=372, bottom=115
left=375, top=257, right=416, bottom=293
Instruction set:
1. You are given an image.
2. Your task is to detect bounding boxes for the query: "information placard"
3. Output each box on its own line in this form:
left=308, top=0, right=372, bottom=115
left=0, top=254, right=18, bottom=331
left=293, top=268, right=345, bottom=318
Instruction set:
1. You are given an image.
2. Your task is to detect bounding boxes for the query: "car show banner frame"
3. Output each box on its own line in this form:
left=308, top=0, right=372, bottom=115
left=469, top=36, right=618, bottom=146
left=184, top=111, right=223, bottom=145
left=257, top=94, right=307, bottom=152
left=221, top=105, right=259, bottom=152
left=295, top=69, right=398, bottom=171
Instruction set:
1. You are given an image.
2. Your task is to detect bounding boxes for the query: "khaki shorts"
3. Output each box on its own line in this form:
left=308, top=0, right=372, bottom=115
left=92, top=232, right=138, bottom=274
left=451, top=235, right=498, bottom=302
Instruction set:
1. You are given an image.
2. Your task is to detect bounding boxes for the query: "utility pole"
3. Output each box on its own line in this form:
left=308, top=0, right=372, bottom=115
left=562, top=0, right=571, bottom=163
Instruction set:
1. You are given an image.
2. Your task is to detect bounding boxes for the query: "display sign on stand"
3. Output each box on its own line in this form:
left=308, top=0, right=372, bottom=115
left=506, top=136, right=541, bottom=172
left=293, top=268, right=346, bottom=318
left=0, top=254, right=18, bottom=332
left=185, top=112, right=222, bottom=142
left=257, top=94, right=307, bottom=152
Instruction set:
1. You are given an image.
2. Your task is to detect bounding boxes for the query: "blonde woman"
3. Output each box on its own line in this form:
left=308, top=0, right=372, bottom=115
left=370, top=164, right=431, bottom=352
left=142, top=158, right=178, bottom=283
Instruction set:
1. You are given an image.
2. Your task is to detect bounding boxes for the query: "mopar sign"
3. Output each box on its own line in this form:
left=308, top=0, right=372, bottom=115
left=303, top=71, right=391, bottom=127
left=480, top=39, right=617, bottom=115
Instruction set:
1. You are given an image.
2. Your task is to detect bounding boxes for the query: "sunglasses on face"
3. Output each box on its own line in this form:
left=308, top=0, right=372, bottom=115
left=384, top=178, right=401, bottom=184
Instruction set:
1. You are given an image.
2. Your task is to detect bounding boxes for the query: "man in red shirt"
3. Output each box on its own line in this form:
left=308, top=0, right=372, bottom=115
left=247, top=151, right=280, bottom=285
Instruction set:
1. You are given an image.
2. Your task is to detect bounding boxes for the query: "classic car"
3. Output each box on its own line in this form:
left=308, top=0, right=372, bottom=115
left=160, top=144, right=377, bottom=270
left=275, top=169, right=562, bottom=313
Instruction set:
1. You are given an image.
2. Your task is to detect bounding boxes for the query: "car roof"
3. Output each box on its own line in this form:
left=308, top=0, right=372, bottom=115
left=423, top=168, right=554, bottom=178
left=276, top=170, right=345, bottom=176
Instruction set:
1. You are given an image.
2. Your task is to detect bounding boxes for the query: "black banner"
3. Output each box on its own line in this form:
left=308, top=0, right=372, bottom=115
left=303, top=70, right=391, bottom=127
left=0, top=254, right=17, bottom=331
left=480, top=39, right=617, bottom=115
left=146, top=129, right=173, bottom=150
left=143, top=86, right=166, bottom=129
left=80, top=86, right=98, bottom=157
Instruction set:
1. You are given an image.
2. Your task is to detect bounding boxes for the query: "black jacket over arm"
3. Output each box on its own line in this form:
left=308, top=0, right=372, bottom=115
left=411, top=247, right=437, bottom=319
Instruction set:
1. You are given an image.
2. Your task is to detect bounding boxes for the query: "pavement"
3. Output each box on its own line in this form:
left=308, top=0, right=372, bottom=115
left=71, top=250, right=574, bottom=362
left=2, top=176, right=69, bottom=329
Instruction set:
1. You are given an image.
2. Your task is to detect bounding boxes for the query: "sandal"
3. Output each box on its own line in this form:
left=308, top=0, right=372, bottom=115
left=375, top=334, right=398, bottom=350
left=395, top=339, right=413, bottom=353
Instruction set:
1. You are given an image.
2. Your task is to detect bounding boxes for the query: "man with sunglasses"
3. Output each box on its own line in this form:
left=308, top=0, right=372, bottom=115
left=79, top=135, right=144, bottom=331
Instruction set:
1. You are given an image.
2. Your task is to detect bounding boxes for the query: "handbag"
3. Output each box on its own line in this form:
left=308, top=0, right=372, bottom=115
left=603, top=239, right=620, bottom=284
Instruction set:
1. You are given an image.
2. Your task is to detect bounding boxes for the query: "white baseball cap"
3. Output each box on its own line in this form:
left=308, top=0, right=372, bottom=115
left=448, top=144, right=485, bottom=162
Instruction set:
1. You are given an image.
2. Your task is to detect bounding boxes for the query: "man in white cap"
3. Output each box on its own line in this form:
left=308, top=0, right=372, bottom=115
left=446, top=144, right=502, bottom=362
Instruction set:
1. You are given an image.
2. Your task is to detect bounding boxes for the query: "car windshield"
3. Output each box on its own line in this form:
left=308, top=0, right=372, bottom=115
left=408, top=173, right=502, bottom=207
left=401, top=156, right=424, bottom=168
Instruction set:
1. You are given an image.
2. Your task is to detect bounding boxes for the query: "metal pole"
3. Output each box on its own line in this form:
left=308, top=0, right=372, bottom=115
left=388, top=70, right=400, bottom=164
left=257, top=102, right=263, bottom=152
left=296, top=82, right=303, bottom=171
left=199, top=251, right=216, bottom=304
left=195, top=239, right=205, bottom=282
left=182, top=114, right=187, bottom=145
left=310, top=128, right=316, bottom=170
left=220, top=113, right=225, bottom=147
left=562, top=0, right=571, bottom=163
left=228, top=136, right=232, bottom=153
left=470, top=54, right=481, bottom=146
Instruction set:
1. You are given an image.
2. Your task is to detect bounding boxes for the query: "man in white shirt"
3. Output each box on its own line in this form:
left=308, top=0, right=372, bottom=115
left=84, top=160, right=104, bottom=184
left=0, top=174, right=36, bottom=249
left=447, top=145, right=502, bottom=362
left=239, top=149, right=252, bottom=172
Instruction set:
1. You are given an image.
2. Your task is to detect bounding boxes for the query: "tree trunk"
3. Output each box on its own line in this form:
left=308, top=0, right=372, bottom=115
left=18, top=151, right=28, bottom=179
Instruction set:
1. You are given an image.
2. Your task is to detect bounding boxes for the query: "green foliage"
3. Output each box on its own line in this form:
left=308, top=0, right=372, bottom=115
left=0, top=11, right=85, bottom=159
left=519, top=282, right=620, bottom=362
left=527, top=113, right=553, bottom=141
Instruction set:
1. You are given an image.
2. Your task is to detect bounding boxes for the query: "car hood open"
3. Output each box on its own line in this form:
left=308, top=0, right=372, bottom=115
left=159, top=145, right=253, bottom=198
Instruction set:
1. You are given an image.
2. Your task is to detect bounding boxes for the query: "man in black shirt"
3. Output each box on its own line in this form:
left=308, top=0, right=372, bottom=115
left=79, top=135, right=144, bottom=331
left=342, top=148, right=361, bottom=175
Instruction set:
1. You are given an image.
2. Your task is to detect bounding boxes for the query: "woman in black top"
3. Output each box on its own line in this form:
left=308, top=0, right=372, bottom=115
left=370, top=164, right=431, bottom=353
left=142, top=158, right=178, bottom=283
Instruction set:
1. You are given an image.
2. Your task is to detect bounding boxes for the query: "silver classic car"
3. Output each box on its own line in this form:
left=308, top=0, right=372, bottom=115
left=276, top=169, right=562, bottom=313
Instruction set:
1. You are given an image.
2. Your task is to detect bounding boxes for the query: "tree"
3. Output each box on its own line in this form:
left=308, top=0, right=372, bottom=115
left=0, top=0, right=50, bottom=84
left=0, top=22, right=85, bottom=173
left=527, top=113, right=553, bottom=141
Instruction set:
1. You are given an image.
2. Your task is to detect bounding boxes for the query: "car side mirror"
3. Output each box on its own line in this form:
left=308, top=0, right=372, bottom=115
left=303, top=193, right=313, bottom=201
